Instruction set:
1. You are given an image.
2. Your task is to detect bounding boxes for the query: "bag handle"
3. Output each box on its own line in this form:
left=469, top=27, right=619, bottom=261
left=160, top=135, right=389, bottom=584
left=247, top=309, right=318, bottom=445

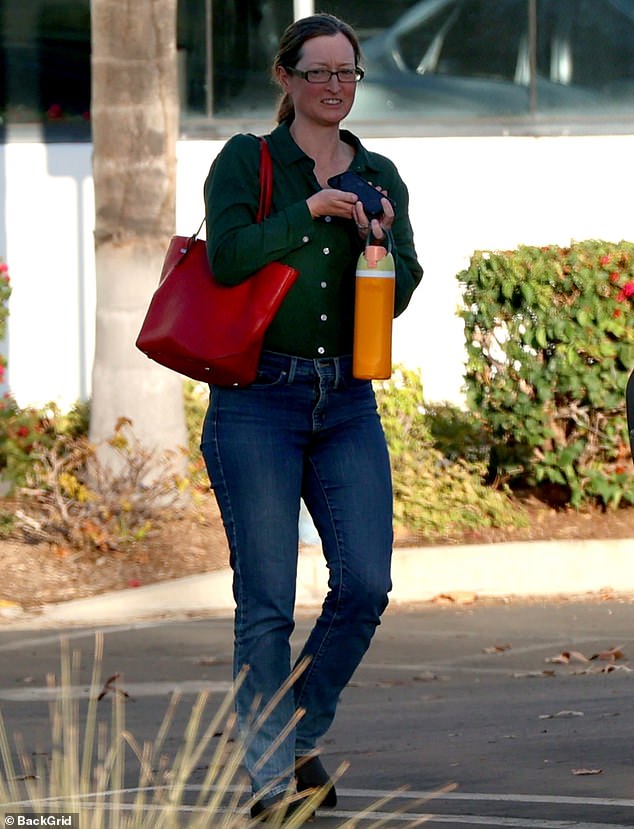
left=256, top=137, right=273, bottom=222
left=192, top=136, right=272, bottom=241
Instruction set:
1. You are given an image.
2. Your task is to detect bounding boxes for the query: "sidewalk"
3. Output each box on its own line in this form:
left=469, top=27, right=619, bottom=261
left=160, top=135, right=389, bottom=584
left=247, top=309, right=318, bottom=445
left=5, top=535, right=634, bottom=628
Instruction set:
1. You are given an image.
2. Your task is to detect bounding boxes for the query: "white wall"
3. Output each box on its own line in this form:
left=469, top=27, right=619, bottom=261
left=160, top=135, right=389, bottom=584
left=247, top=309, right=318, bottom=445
left=2, top=133, right=634, bottom=410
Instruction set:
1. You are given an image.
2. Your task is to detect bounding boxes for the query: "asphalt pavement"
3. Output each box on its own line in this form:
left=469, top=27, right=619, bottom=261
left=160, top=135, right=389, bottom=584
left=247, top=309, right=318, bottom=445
left=1, top=567, right=634, bottom=827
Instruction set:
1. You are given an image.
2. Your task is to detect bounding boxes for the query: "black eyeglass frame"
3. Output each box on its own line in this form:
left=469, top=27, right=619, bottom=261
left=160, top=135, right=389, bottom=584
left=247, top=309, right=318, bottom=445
left=284, top=66, right=365, bottom=84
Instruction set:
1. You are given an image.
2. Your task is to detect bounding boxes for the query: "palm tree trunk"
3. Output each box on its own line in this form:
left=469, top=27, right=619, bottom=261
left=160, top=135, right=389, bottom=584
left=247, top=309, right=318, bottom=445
left=90, top=0, right=186, bottom=462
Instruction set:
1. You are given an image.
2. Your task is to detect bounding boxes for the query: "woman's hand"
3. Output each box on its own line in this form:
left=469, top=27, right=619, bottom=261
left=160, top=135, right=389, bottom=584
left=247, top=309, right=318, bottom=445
left=306, top=186, right=394, bottom=242
left=306, top=189, right=358, bottom=219
left=353, top=190, right=394, bottom=243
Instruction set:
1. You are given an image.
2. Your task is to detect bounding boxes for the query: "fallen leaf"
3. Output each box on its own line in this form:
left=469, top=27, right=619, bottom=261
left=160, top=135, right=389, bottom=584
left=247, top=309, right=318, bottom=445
left=483, top=643, right=511, bottom=654
left=97, top=673, right=134, bottom=702
left=545, top=650, right=589, bottom=664
left=413, top=671, right=442, bottom=682
left=568, top=650, right=591, bottom=663
left=598, top=587, right=617, bottom=600
left=590, top=646, right=625, bottom=662
left=539, top=710, right=584, bottom=719
left=513, top=670, right=556, bottom=679
left=594, top=664, right=632, bottom=674
left=432, top=591, right=477, bottom=605
left=571, top=768, right=602, bottom=776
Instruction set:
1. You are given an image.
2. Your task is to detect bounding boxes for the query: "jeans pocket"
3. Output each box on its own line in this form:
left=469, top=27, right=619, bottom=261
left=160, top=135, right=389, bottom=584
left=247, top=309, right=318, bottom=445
left=252, top=367, right=288, bottom=388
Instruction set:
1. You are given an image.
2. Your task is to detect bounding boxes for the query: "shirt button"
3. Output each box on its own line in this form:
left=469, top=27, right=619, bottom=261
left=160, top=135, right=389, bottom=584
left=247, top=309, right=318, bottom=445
left=302, top=235, right=310, bottom=243
left=317, top=346, right=325, bottom=355
left=322, top=247, right=330, bottom=255
left=320, top=282, right=327, bottom=288
left=324, top=216, right=332, bottom=223
left=320, top=314, right=328, bottom=321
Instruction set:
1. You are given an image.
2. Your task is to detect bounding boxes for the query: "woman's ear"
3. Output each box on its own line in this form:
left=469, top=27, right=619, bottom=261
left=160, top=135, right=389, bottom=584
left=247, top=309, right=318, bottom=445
left=276, top=65, right=291, bottom=93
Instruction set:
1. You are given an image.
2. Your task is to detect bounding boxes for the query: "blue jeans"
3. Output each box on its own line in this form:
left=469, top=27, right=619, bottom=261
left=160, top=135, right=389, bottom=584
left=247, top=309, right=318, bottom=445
left=200, top=351, right=393, bottom=800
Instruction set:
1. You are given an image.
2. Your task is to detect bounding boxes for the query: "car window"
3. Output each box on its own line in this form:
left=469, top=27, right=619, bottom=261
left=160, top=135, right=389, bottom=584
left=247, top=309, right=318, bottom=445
left=399, top=0, right=527, bottom=82
left=345, top=0, right=634, bottom=124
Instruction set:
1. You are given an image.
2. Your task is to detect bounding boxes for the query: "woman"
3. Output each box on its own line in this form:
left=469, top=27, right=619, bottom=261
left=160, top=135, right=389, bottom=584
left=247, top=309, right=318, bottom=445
left=201, top=12, right=423, bottom=821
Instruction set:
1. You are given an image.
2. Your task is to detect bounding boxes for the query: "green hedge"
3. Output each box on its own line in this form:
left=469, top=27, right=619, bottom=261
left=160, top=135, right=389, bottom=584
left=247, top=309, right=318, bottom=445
left=374, top=369, right=525, bottom=538
left=458, top=240, right=634, bottom=508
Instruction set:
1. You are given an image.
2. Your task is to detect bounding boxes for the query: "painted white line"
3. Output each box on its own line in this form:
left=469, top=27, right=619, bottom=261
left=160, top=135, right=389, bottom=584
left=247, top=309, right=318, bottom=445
left=337, top=787, right=634, bottom=809
left=0, top=679, right=232, bottom=701
left=327, top=811, right=632, bottom=828
left=0, top=621, right=173, bottom=652
left=5, top=785, right=631, bottom=828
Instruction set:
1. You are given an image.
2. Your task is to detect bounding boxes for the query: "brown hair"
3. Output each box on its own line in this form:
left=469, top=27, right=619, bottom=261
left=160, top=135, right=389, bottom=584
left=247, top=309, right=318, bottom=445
left=272, top=13, right=362, bottom=125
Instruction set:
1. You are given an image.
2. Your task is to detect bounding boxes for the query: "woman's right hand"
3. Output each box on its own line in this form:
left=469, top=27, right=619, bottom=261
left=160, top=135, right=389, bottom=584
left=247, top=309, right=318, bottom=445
left=306, top=189, right=358, bottom=220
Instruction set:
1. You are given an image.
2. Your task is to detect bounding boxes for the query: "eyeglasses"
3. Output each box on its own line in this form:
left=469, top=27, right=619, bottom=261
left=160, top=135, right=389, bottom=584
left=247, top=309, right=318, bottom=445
left=285, top=66, right=365, bottom=84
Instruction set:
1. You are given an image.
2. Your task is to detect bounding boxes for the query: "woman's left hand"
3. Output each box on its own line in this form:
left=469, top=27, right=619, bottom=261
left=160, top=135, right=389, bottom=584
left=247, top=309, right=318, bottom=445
left=353, top=189, right=394, bottom=242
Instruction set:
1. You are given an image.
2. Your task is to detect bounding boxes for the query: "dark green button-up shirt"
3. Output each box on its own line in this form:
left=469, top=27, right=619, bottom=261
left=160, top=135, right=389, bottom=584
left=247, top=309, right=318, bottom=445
left=204, top=122, right=423, bottom=358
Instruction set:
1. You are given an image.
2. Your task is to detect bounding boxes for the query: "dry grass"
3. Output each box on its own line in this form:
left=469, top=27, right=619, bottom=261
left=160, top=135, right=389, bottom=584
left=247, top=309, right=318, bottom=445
left=0, top=636, right=453, bottom=828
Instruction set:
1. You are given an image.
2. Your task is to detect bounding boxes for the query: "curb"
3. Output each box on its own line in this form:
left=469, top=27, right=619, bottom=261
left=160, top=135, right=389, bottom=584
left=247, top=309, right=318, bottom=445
left=4, top=537, right=634, bottom=628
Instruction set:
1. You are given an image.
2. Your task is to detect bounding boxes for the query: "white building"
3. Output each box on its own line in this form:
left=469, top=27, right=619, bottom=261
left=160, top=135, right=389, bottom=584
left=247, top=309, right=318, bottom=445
left=2, top=0, right=634, bottom=409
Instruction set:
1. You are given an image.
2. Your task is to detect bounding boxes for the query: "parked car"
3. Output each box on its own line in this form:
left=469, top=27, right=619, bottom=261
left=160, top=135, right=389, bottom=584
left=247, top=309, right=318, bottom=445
left=352, top=0, right=634, bottom=120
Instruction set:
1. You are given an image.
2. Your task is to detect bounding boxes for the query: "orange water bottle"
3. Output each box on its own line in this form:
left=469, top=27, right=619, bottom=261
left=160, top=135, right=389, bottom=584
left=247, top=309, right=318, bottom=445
left=353, top=235, right=395, bottom=379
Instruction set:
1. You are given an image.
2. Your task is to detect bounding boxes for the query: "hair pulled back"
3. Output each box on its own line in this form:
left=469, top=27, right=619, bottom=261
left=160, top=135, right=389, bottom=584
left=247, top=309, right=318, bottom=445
left=272, top=13, right=362, bottom=125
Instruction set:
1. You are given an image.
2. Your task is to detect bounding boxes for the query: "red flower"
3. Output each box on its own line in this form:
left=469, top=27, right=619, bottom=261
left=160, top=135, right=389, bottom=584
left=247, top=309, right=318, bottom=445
left=600, top=255, right=611, bottom=265
left=613, top=309, right=622, bottom=318
left=0, top=263, right=8, bottom=273
left=16, top=425, right=29, bottom=438
left=616, top=290, right=626, bottom=302
left=623, top=281, right=634, bottom=298
left=609, top=271, right=620, bottom=283
left=46, top=103, right=64, bottom=120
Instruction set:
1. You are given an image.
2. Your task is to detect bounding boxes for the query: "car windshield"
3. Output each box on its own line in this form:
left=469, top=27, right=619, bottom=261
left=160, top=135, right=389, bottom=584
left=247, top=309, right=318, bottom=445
left=350, top=0, right=634, bottom=122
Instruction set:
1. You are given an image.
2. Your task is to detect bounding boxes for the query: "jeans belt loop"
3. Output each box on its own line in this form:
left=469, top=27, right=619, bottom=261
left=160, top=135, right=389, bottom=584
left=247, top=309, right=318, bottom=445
left=334, top=356, right=341, bottom=389
left=287, top=355, right=298, bottom=384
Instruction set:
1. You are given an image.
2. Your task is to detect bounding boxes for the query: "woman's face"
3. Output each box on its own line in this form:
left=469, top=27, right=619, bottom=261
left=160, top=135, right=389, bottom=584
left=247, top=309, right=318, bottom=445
left=280, top=33, right=358, bottom=126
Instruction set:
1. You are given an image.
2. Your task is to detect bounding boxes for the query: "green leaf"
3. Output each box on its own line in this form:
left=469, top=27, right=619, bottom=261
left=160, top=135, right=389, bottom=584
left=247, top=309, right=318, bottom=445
left=535, top=326, right=548, bottom=349
left=520, top=282, right=535, bottom=305
left=599, top=340, right=618, bottom=358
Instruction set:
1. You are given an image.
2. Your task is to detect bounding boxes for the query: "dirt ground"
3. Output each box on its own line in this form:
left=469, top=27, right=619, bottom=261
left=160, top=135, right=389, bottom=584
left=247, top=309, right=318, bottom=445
left=2, top=492, right=634, bottom=611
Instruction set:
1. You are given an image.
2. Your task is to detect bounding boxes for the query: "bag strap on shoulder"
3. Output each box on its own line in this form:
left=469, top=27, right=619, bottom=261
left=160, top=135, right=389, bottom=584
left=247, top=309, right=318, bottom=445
left=256, top=137, right=273, bottom=223
left=194, top=136, right=272, bottom=240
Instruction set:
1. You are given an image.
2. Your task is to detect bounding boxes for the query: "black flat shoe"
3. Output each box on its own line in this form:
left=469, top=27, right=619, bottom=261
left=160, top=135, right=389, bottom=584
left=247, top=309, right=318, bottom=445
left=295, top=755, right=337, bottom=809
left=250, top=792, right=315, bottom=823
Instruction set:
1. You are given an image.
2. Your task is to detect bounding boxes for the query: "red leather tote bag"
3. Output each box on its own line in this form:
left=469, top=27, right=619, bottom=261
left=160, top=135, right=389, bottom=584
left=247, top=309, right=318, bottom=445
left=136, top=138, right=298, bottom=385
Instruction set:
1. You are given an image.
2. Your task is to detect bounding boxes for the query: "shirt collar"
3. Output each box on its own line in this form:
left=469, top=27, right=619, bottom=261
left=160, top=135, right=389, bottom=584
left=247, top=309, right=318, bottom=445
left=266, top=122, right=310, bottom=164
left=266, top=122, right=380, bottom=174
